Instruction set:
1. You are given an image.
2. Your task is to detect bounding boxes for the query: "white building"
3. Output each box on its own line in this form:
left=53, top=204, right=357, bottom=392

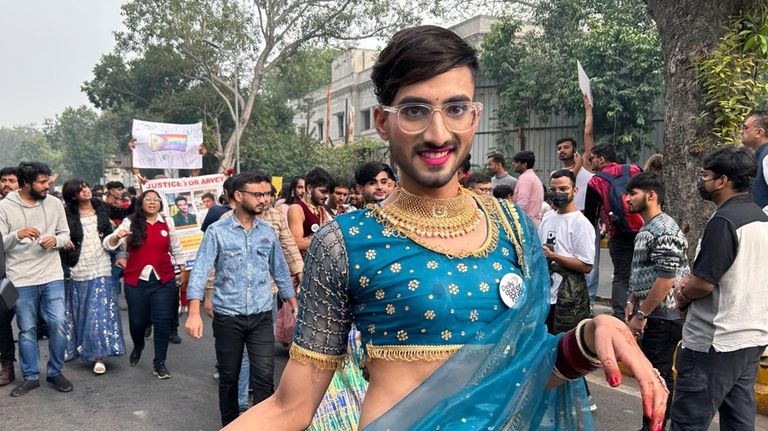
left=292, top=15, right=663, bottom=178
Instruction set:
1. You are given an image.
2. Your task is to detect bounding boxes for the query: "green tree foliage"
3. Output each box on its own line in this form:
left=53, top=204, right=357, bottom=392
left=43, top=106, right=118, bottom=184
left=695, top=6, right=768, bottom=148
left=0, top=125, right=62, bottom=171
left=481, top=0, right=664, bottom=159
left=103, top=0, right=426, bottom=172
left=312, top=137, right=389, bottom=180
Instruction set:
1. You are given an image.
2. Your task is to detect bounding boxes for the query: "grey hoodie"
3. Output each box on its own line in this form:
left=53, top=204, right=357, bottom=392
left=0, top=190, right=70, bottom=287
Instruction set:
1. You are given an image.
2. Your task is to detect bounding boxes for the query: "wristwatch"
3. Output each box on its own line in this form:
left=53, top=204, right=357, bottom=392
left=635, top=310, right=648, bottom=320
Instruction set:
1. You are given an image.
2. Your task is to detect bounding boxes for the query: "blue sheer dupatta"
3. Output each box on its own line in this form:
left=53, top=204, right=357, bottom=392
left=365, top=201, right=595, bottom=430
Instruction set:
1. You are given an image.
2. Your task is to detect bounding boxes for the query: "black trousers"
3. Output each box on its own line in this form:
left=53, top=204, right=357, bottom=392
left=608, top=233, right=636, bottom=319
left=0, top=307, right=15, bottom=361
left=671, top=344, right=764, bottom=431
left=125, top=274, right=176, bottom=366
left=212, top=311, right=275, bottom=426
left=639, top=318, right=682, bottom=431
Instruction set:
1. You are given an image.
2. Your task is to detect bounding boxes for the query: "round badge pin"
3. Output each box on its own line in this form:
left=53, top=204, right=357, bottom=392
left=161, top=230, right=169, bottom=237
left=311, top=223, right=320, bottom=233
left=499, top=272, right=525, bottom=308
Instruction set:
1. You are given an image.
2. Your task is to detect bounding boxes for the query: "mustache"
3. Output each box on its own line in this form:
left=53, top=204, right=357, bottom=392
left=414, top=140, right=459, bottom=152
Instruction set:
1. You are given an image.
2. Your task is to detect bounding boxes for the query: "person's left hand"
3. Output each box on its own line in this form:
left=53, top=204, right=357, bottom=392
left=38, top=235, right=57, bottom=250
left=628, top=315, right=647, bottom=336
left=584, top=315, right=668, bottom=431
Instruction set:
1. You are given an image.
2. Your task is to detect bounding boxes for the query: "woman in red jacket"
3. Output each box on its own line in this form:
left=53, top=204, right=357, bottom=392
left=105, top=190, right=186, bottom=379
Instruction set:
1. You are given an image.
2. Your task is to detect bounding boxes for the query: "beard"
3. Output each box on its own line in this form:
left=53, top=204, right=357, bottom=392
left=30, top=187, right=47, bottom=201
left=627, top=199, right=647, bottom=214
left=241, top=201, right=264, bottom=216
left=393, top=140, right=465, bottom=189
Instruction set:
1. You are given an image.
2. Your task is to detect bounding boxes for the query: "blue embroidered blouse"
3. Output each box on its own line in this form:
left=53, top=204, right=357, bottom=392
left=291, top=196, right=528, bottom=365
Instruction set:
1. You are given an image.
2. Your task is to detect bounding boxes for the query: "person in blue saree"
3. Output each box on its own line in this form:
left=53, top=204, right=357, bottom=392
left=225, top=25, right=669, bottom=431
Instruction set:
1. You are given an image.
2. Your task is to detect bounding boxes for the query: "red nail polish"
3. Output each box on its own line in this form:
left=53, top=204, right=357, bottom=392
left=608, top=375, right=620, bottom=386
left=655, top=422, right=663, bottom=431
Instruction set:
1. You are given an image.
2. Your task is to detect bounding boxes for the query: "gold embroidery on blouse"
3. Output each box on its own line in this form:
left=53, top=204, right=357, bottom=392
left=366, top=343, right=462, bottom=362
left=289, top=344, right=345, bottom=370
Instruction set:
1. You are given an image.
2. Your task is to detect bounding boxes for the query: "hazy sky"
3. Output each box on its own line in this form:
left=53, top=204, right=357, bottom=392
left=0, top=1, right=124, bottom=127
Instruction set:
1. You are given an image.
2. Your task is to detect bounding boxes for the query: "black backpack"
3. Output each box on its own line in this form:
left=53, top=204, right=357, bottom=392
left=595, top=165, right=644, bottom=234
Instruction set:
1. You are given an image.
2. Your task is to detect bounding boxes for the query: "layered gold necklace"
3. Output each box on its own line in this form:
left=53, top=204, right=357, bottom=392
left=373, top=185, right=481, bottom=238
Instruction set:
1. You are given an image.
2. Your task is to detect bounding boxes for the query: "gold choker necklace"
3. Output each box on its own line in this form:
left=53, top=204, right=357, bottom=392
left=373, top=186, right=481, bottom=238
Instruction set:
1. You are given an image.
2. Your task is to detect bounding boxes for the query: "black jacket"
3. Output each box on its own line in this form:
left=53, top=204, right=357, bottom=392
left=60, top=199, right=114, bottom=268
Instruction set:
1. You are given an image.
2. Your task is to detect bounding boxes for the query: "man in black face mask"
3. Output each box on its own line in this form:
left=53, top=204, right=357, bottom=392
left=538, top=169, right=597, bottom=408
left=539, top=169, right=595, bottom=331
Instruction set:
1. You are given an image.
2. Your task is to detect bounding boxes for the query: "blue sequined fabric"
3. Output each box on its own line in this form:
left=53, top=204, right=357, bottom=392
left=337, top=209, right=521, bottom=353
left=65, top=276, right=126, bottom=361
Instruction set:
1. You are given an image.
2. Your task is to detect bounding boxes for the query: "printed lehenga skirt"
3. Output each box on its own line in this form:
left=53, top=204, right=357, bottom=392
left=65, top=276, right=126, bottom=361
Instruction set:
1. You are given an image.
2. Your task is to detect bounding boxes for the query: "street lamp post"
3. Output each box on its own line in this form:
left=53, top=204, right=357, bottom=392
left=205, top=40, right=241, bottom=173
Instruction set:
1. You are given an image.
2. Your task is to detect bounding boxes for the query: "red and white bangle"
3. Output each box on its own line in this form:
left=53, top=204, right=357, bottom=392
left=554, top=319, right=602, bottom=380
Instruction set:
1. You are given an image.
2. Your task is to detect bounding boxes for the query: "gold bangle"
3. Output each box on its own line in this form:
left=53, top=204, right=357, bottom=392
left=575, top=319, right=602, bottom=367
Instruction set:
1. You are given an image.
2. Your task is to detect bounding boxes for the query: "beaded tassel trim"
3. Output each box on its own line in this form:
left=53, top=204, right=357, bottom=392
left=289, top=344, right=346, bottom=370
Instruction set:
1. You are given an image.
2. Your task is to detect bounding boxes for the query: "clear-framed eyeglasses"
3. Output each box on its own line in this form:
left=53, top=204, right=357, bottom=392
left=380, top=101, right=483, bottom=134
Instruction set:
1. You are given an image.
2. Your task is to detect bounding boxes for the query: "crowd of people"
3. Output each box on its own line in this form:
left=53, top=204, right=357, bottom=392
left=1, top=23, right=767, bottom=431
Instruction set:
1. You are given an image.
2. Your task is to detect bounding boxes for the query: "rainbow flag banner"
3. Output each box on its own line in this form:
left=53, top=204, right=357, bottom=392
left=132, top=119, right=203, bottom=169
left=150, top=133, right=188, bottom=152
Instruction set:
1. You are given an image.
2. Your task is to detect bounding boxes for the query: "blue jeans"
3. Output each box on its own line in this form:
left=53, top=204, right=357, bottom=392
left=586, top=222, right=600, bottom=305
left=238, top=351, right=249, bottom=409
left=15, top=280, right=67, bottom=380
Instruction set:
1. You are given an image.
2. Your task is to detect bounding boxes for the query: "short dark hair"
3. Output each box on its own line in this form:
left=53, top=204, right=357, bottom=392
left=383, top=164, right=397, bottom=182
left=16, top=161, right=52, bottom=187
left=331, top=178, right=350, bottom=192
left=222, top=176, right=235, bottom=199
left=0, top=167, right=17, bottom=178
left=127, top=186, right=137, bottom=196
left=492, top=184, right=514, bottom=199
left=748, top=110, right=768, bottom=131
left=465, top=172, right=491, bottom=187
left=702, top=147, right=756, bottom=193
left=105, top=181, right=124, bottom=191
left=591, top=144, right=618, bottom=163
left=201, top=192, right=215, bottom=201
left=371, top=25, right=479, bottom=105
left=460, top=154, right=472, bottom=174
left=487, top=153, right=505, bottom=167
left=550, top=169, right=576, bottom=186
left=555, top=137, right=577, bottom=149
left=174, top=195, right=188, bottom=205
left=355, top=161, right=388, bottom=185
left=231, top=172, right=271, bottom=193
left=304, top=167, right=333, bottom=189
left=626, top=172, right=666, bottom=204
left=92, top=184, right=104, bottom=193
left=512, top=151, right=536, bottom=169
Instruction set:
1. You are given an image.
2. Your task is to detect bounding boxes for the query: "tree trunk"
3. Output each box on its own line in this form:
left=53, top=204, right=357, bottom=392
left=646, top=0, right=751, bottom=259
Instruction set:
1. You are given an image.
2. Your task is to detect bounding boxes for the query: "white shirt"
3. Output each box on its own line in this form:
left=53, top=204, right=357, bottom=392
left=574, top=166, right=594, bottom=211
left=104, top=214, right=183, bottom=281
left=538, top=210, right=596, bottom=304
